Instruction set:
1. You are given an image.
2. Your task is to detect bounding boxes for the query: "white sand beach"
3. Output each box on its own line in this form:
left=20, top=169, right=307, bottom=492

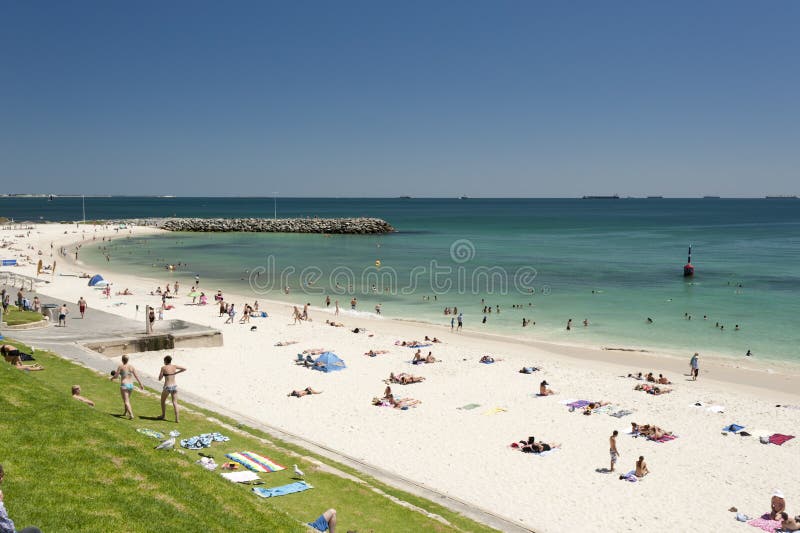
left=3, top=222, right=800, bottom=533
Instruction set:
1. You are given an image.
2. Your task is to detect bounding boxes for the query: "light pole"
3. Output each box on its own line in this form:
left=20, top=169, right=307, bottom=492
left=273, top=192, right=277, bottom=219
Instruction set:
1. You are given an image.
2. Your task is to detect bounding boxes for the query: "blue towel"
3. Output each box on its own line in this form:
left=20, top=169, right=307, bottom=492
left=252, top=481, right=312, bottom=498
left=723, top=424, right=745, bottom=433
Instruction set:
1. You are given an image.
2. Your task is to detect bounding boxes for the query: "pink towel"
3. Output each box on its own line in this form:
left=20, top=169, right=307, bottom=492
left=748, top=514, right=781, bottom=532
left=768, top=433, right=795, bottom=446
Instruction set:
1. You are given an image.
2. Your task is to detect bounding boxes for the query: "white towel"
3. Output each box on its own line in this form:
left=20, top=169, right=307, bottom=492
left=221, top=471, right=260, bottom=483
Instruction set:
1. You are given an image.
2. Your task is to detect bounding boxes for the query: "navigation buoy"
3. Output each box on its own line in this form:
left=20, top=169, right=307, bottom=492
left=683, top=245, right=694, bottom=277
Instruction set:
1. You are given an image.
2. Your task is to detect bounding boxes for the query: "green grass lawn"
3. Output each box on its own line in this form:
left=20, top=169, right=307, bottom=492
left=2, top=306, right=44, bottom=326
left=0, top=340, right=497, bottom=533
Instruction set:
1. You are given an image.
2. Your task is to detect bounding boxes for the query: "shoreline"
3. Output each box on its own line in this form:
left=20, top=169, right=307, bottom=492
left=21, top=223, right=800, bottom=397
left=4, top=223, right=800, bottom=533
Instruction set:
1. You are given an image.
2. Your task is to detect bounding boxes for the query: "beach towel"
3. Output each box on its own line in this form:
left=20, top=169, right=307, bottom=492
left=650, top=434, right=678, bottom=443
left=591, top=404, right=614, bottom=415
left=180, top=432, right=230, bottom=450
left=456, top=403, right=481, bottom=410
left=221, top=471, right=260, bottom=483
left=479, top=360, right=495, bottom=364
left=707, top=405, right=725, bottom=413
left=225, top=451, right=285, bottom=473
left=566, top=400, right=590, bottom=409
left=723, top=424, right=745, bottom=433
left=137, top=428, right=164, bottom=440
left=610, top=409, right=634, bottom=418
left=252, top=481, right=312, bottom=498
left=406, top=344, right=432, bottom=348
left=747, top=514, right=782, bottom=532
left=482, top=407, right=507, bottom=415
left=768, top=433, right=795, bottom=446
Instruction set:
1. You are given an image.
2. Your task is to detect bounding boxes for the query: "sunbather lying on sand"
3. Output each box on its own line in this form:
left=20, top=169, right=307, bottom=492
left=325, top=320, right=344, bottom=327
left=582, top=401, right=610, bottom=414
left=779, top=513, right=800, bottom=531
left=519, top=366, right=540, bottom=373
left=626, top=372, right=644, bottom=380
left=396, top=340, right=422, bottom=347
left=288, top=387, right=322, bottom=397
left=630, top=422, right=672, bottom=440
left=480, top=355, right=503, bottom=363
left=387, top=372, right=425, bottom=384
left=302, top=348, right=326, bottom=355
left=634, top=383, right=672, bottom=395
left=365, top=349, right=389, bottom=356
left=275, top=341, right=299, bottom=346
left=372, top=394, right=421, bottom=409
left=656, top=374, right=671, bottom=384
left=424, top=336, right=442, bottom=343
left=511, top=437, right=561, bottom=454
left=115, top=288, right=133, bottom=295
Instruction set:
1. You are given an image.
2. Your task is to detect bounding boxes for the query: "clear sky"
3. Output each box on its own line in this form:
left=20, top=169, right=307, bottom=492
left=1, top=1, right=798, bottom=197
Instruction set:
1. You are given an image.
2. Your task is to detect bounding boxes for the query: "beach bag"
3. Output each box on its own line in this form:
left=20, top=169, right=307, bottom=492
left=759, top=436, right=770, bottom=444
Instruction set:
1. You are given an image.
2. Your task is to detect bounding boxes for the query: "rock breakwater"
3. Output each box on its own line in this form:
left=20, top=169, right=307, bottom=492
left=158, top=217, right=394, bottom=234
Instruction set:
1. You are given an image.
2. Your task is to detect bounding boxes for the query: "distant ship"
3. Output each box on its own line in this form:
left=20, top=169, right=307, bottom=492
left=766, top=195, right=798, bottom=199
left=399, top=196, right=412, bottom=199
left=459, top=196, right=469, bottom=200
left=703, top=196, right=721, bottom=199
left=646, top=195, right=664, bottom=199
left=581, top=195, right=620, bottom=200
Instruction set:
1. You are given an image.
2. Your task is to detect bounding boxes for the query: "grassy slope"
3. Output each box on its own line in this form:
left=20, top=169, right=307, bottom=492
left=3, top=306, right=43, bottom=325
left=0, top=341, right=497, bottom=533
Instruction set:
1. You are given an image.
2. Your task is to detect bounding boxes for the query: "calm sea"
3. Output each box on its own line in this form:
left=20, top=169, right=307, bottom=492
left=4, top=196, right=799, bottom=362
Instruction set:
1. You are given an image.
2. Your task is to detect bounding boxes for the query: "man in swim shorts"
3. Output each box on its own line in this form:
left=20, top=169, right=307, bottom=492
left=308, top=508, right=337, bottom=532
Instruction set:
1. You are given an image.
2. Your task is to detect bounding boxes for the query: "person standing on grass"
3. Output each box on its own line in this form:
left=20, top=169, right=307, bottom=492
left=157, top=355, right=186, bottom=423
left=78, top=297, right=87, bottom=319
left=112, top=354, right=144, bottom=420
left=609, top=430, right=620, bottom=472
left=0, top=465, right=42, bottom=533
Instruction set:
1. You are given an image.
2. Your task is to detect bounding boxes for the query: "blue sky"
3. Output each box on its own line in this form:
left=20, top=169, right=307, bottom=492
left=1, top=1, right=798, bottom=197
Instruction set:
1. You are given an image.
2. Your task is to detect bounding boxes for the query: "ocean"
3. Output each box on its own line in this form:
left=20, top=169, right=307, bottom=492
left=4, top=196, right=800, bottom=362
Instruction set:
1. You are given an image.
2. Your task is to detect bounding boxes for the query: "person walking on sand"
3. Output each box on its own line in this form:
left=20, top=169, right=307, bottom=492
left=157, top=355, right=186, bottom=423
left=225, top=303, right=235, bottom=324
left=111, top=355, right=144, bottom=419
left=325, top=295, right=330, bottom=307
left=450, top=316, right=455, bottom=331
left=609, top=430, right=620, bottom=472
left=58, top=304, right=69, bottom=327
left=457, top=313, right=463, bottom=331
left=148, top=306, right=156, bottom=333
left=690, top=353, right=700, bottom=380
left=566, top=318, right=572, bottom=331
left=78, top=297, right=87, bottom=319
left=173, top=281, right=179, bottom=295
left=334, top=300, right=339, bottom=316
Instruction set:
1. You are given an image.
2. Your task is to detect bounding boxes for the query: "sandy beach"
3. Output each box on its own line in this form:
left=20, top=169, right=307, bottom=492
left=3, top=222, right=800, bottom=533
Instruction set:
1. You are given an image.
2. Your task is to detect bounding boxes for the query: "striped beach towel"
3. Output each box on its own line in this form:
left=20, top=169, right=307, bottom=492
left=225, top=451, right=285, bottom=473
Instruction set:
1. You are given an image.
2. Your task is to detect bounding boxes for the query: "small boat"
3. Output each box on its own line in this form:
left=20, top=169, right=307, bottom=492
left=581, top=195, right=620, bottom=200
left=702, top=196, right=721, bottom=199
left=765, top=195, right=798, bottom=199
left=459, top=196, right=469, bottom=200
left=399, top=196, right=412, bottom=199
left=646, top=196, right=664, bottom=199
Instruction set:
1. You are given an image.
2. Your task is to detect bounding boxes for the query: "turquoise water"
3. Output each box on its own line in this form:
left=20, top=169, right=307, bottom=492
left=55, top=197, right=800, bottom=362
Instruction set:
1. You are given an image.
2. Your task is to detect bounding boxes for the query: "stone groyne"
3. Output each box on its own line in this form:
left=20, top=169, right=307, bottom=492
left=158, top=217, right=395, bottom=234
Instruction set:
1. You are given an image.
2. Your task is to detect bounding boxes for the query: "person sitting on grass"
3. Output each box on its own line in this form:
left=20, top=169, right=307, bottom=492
left=288, top=387, right=322, bottom=398
left=308, top=508, right=337, bottom=532
left=71, top=385, right=95, bottom=407
left=0, top=464, right=42, bottom=533
left=539, top=380, right=556, bottom=396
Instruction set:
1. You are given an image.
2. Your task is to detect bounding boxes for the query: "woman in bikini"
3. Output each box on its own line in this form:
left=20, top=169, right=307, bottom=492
left=288, top=387, right=322, bottom=397
left=389, top=372, right=425, bottom=384
left=157, top=355, right=186, bottom=422
left=111, top=354, right=144, bottom=419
